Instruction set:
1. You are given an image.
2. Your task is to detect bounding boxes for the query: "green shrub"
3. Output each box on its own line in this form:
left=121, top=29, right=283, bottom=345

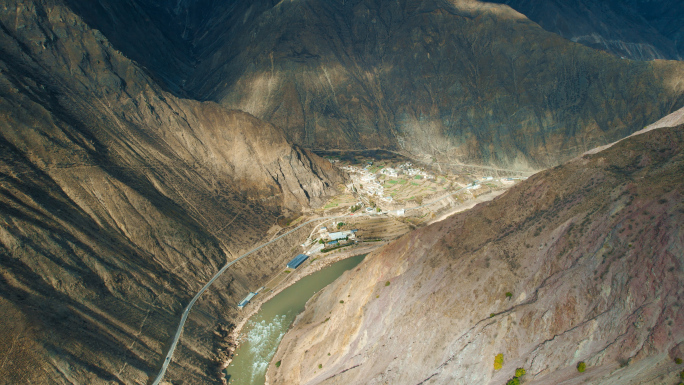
left=577, top=361, right=586, bottom=373
left=339, top=300, right=344, bottom=304
left=490, top=313, right=495, bottom=318
left=676, top=357, right=683, bottom=365
left=515, top=367, right=526, bottom=377
left=275, top=360, right=281, bottom=368
left=385, top=281, right=391, bottom=286
left=318, top=364, right=323, bottom=369
left=494, top=354, right=504, bottom=370
left=506, top=378, right=520, bottom=385
left=681, top=370, right=684, bottom=379
left=505, top=292, right=513, bottom=298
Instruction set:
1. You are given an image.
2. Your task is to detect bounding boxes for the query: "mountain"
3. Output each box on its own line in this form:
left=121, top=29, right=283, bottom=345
left=57, top=0, right=684, bottom=171
left=183, top=0, right=684, bottom=170
left=269, top=123, right=684, bottom=384
left=489, top=0, right=684, bottom=61
left=0, top=0, right=341, bottom=383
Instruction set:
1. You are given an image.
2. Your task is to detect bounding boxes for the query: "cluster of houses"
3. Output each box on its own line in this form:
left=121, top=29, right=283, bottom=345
left=341, top=165, right=386, bottom=198
left=340, top=162, right=436, bottom=205
left=398, top=163, right=434, bottom=179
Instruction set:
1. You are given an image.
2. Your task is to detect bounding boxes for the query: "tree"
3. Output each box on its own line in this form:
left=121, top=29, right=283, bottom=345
left=494, top=354, right=504, bottom=370
left=577, top=361, right=586, bottom=373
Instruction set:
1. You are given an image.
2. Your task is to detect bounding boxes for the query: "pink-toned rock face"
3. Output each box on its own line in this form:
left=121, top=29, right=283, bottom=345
left=269, top=126, right=684, bottom=385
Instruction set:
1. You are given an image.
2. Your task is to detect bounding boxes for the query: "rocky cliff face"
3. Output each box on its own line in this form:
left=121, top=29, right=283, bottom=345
left=269, top=125, right=684, bottom=384
left=0, top=0, right=341, bottom=383
left=490, top=0, right=684, bottom=61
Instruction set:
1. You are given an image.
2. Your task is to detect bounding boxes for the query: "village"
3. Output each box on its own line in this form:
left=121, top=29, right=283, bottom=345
left=322, top=151, right=527, bottom=218
left=235, top=151, right=531, bottom=311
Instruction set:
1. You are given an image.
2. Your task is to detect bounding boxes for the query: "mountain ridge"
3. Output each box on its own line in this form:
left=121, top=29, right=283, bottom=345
left=0, top=1, right=342, bottom=383
left=269, top=122, right=684, bottom=385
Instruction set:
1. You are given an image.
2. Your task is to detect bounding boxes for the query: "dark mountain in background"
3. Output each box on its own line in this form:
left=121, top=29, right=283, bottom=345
left=0, top=0, right=341, bottom=383
left=489, top=0, right=684, bottom=61
left=269, top=122, right=684, bottom=385
left=64, top=0, right=684, bottom=170
left=1, top=0, right=684, bottom=384
left=186, top=0, right=684, bottom=170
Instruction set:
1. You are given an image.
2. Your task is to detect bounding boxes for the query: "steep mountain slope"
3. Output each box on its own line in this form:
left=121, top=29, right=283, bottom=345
left=51, top=0, right=684, bottom=170
left=269, top=125, right=684, bottom=384
left=0, top=0, right=341, bottom=383
left=490, top=0, right=684, bottom=61
left=182, top=0, right=684, bottom=170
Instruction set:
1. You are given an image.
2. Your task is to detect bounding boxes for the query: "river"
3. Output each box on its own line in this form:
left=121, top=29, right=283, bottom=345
left=225, top=254, right=366, bottom=385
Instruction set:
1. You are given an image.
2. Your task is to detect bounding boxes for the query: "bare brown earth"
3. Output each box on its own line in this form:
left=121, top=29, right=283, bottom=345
left=269, top=125, right=684, bottom=385
left=0, top=1, right=342, bottom=384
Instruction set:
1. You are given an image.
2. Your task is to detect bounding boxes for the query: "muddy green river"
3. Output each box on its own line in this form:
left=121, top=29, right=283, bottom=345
left=225, top=254, right=365, bottom=385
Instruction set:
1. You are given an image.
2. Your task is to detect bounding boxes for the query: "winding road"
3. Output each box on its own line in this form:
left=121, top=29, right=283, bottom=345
left=151, top=214, right=352, bottom=385
left=150, top=183, right=496, bottom=384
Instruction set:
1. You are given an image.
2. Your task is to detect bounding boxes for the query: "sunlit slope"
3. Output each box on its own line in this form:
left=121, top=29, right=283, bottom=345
left=270, top=125, right=684, bottom=385
left=0, top=0, right=341, bottom=383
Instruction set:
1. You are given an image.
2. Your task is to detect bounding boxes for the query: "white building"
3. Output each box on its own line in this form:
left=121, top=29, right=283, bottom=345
left=381, top=167, right=398, bottom=177
left=328, top=230, right=356, bottom=241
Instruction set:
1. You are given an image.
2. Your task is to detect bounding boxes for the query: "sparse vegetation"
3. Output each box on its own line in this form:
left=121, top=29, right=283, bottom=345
left=490, top=313, right=495, bottom=318
left=284, top=270, right=291, bottom=274
left=676, top=357, right=683, bottom=364
left=322, top=243, right=354, bottom=253
left=577, top=361, right=586, bottom=372
left=494, top=353, right=504, bottom=370
left=504, top=367, right=526, bottom=384
left=618, top=357, right=629, bottom=368
left=385, top=281, right=391, bottom=286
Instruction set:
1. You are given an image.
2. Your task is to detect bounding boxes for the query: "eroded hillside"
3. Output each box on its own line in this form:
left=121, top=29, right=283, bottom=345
left=0, top=0, right=341, bottom=383
left=184, top=0, right=684, bottom=169
left=57, top=0, right=684, bottom=170
left=269, top=125, right=684, bottom=385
